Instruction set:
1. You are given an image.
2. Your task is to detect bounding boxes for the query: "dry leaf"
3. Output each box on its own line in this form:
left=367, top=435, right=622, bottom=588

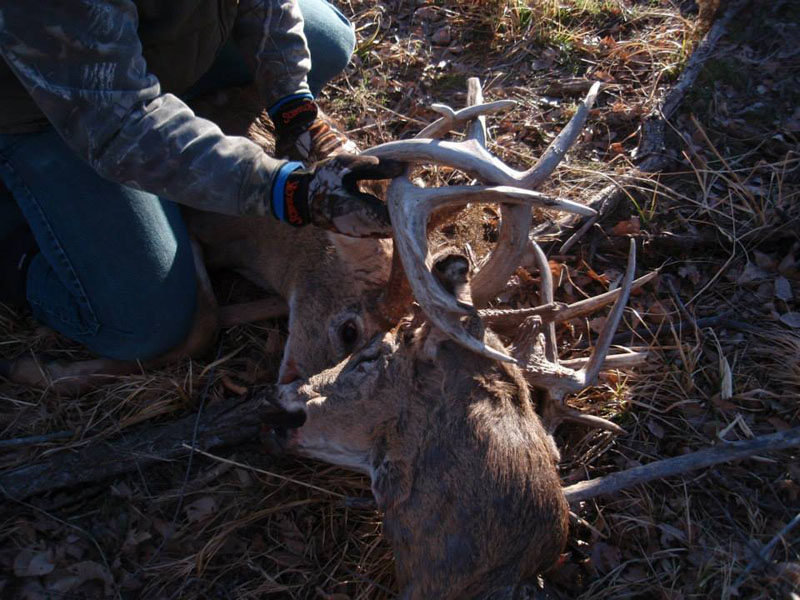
left=592, top=69, right=615, bottom=82
left=767, top=416, right=791, bottom=432
left=779, top=312, right=800, bottom=328
left=719, top=355, right=733, bottom=400
left=658, top=523, right=687, bottom=545
left=431, top=26, right=451, bottom=45
left=776, top=479, right=800, bottom=503
left=710, top=393, right=738, bottom=413
left=753, top=250, right=776, bottom=270
left=122, top=529, right=152, bottom=555
left=110, top=482, right=133, bottom=498
left=151, top=517, right=176, bottom=540
left=185, top=496, right=218, bottom=523
left=589, top=316, right=607, bottom=334
left=775, top=276, right=792, bottom=301
left=14, top=549, right=55, bottom=578
left=45, top=561, right=113, bottom=595
left=678, top=264, right=701, bottom=284
left=278, top=516, right=307, bottom=556
left=414, top=6, right=439, bottom=21
left=620, top=565, right=649, bottom=583
left=600, top=35, right=617, bottom=49
left=647, top=421, right=665, bottom=439
left=611, top=216, right=640, bottom=235
left=737, top=262, right=769, bottom=285
left=609, top=142, right=626, bottom=155
left=236, top=468, right=254, bottom=488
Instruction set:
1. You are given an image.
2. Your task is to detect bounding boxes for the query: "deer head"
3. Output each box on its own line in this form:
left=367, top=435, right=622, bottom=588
left=277, top=231, right=394, bottom=383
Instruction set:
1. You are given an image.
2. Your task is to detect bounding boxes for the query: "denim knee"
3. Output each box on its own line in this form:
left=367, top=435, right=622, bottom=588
left=92, top=254, right=198, bottom=361
left=300, top=0, right=356, bottom=95
left=321, top=16, right=356, bottom=77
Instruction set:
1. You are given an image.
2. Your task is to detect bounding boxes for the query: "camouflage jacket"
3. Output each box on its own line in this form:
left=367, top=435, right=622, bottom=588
left=0, top=0, right=313, bottom=216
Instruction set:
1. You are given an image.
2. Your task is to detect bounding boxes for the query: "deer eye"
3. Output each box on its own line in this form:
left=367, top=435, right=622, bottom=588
left=338, top=319, right=360, bottom=351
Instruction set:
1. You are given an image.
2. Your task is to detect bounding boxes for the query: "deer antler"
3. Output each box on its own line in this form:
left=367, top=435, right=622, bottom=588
left=368, top=82, right=600, bottom=305
left=372, top=79, right=601, bottom=364
left=514, top=239, right=642, bottom=434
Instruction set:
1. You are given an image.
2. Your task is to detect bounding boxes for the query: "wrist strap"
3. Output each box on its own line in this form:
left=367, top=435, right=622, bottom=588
left=269, top=94, right=318, bottom=135
left=270, top=161, right=309, bottom=226
left=268, top=92, right=314, bottom=118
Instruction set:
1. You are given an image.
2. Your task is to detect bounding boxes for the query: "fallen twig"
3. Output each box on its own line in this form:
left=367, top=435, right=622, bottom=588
left=731, top=511, right=800, bottom=590
left=0, top=430, right=75, bottom=449
left=563, top=427, right=800, bottom=504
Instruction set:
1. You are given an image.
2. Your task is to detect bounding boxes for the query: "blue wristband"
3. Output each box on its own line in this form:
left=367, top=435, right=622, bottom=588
left=268, top=93, right=315, bottom=119
left=271, top=161, right=304, bottom=222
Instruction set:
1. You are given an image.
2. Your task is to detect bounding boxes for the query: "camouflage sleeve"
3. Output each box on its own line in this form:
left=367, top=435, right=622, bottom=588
left=234, top=0, right=312, bottom=107
left=0, top=0, right=284, bottom=217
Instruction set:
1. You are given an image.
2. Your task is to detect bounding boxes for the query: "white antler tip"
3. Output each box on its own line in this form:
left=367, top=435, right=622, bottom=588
left=586, top=82, right=601, bottom=106
left=430, top=103, right=457, bottom=119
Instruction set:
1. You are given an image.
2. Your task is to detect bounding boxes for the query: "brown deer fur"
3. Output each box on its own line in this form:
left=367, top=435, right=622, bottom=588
left=273, top=322, right=569, bottom=599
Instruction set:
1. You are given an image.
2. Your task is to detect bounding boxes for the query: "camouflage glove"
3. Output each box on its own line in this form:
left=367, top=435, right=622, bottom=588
left=270, top=154, right=405, bottom=238
left=270, top=95, right=358, bottom=162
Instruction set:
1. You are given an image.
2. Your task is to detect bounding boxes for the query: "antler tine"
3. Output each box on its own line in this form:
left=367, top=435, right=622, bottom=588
left=385, top=178, right=597, bottom=364
left=527, top=239, right=638, bottom=389
left=559, top=408, right=627, bottom=435
left=372, top=80, right=603, bottom=365
left=366, top=82, right=601, bottom=306
left=525, top=82, right=600, bottom=187
left=465, top=77, right=488, bottom=146
left=529, top=240, right=558, bottom=363
left=387, top=172, right=515, bottom=361
left=479, top=271, right=657, bottom=326
left=465, top=77, right=533, bottom=307
left=416, top=100, right=516, bottom=140
left=579, top=238, right=637, bottom=386
left=518, top=240, right=638, bottom=436
left=363, top=82, right=601, bottom=189
left=560, top=351, right=648, bottom=369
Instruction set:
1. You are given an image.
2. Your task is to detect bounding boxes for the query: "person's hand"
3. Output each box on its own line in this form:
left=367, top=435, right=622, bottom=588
left=270, top=154, right=406, bottom=238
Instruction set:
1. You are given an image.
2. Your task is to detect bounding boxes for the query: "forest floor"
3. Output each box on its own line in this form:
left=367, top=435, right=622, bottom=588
left=1, top=1, right=798, bottom=598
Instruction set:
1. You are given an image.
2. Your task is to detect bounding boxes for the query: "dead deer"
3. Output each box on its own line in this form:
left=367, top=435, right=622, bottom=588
left=259, top=81, right=655, bottom=597
left=271, top=294, right=570, bottom=600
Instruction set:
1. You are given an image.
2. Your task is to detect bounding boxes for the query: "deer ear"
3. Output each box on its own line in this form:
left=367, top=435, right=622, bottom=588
left=370, top=459, right=410, bottom=510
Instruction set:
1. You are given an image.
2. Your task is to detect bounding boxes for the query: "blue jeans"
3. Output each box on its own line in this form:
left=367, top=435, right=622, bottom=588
left=0, top=0, right=355, bottom=361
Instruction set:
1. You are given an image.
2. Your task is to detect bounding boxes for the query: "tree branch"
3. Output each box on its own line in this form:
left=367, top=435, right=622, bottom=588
left=563, top=427, right=800, bottom=504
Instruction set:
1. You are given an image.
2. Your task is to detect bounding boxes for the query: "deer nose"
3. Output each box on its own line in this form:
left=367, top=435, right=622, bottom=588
left=278, top=357, right=301, bottom=384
